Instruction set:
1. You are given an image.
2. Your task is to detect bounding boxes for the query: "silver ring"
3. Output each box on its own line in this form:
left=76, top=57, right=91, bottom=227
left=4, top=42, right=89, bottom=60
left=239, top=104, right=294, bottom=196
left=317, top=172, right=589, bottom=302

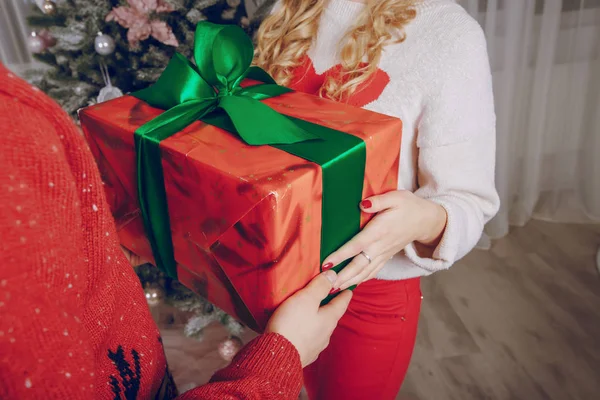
left=359, top=251, right=372, bottom=264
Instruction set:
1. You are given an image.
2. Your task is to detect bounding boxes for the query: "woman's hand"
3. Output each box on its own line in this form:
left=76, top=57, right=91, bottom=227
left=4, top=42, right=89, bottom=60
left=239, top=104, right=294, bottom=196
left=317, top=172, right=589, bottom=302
left=323, top=190, right=447, bottom=291
left=266, top=270, right=352, bottom=367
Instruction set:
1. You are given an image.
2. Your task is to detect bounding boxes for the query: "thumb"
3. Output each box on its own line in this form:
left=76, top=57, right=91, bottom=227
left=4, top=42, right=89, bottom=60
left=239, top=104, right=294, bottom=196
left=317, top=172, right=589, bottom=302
left=360, top=190, right=406, bottom=213
left=320, top=290, right=353, bottom=321
left=300, top=270, right=337, bottom=302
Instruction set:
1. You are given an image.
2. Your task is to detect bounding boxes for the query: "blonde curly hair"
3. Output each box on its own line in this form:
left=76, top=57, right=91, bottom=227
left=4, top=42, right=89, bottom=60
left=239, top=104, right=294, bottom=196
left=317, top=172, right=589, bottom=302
left=255, top=0, right=418, bottom=101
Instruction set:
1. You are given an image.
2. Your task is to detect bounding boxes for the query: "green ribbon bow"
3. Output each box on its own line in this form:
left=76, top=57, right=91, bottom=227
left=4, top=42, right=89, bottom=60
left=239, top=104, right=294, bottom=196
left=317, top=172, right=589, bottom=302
left=132, top=22, right=365, bottom=289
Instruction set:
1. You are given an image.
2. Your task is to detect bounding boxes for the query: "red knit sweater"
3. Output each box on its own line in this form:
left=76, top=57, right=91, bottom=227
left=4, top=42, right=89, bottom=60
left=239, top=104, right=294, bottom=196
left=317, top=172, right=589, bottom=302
left=0, top=64, right=302, bottom=399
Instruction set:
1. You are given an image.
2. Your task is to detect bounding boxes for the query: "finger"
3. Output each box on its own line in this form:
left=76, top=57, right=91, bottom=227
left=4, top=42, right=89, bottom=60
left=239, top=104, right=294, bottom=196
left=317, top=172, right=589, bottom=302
left=364, top=268, right=380, bottom=282
left=332, top=252, right=370, bottom=289
left=320, top=290, right=353, bottom=321
left=339, top=257, right=384, bottom=290
left=339, top=251, right=393, bottom=290
left=360, top=190, right=408, bottom=213
left=338, top=267, right=372, bottom=291
left=322, top=222, right=382, bottom=269
left=299, top=270, right=338, bottom=302
left=361, top=252, right=395, bottom=282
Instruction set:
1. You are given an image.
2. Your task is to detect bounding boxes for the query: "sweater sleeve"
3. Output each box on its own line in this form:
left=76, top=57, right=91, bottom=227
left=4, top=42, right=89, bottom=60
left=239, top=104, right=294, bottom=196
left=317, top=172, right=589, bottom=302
left=0, top=84, right=95, bottom=399
left=177, top=333, right=303, bottom=400
left=404, top=20, right=500, bottom=272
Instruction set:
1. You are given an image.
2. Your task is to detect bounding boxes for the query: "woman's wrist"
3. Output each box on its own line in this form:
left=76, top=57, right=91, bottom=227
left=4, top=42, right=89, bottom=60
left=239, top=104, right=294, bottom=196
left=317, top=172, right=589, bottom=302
left=416, top=200, right=447, bottom=248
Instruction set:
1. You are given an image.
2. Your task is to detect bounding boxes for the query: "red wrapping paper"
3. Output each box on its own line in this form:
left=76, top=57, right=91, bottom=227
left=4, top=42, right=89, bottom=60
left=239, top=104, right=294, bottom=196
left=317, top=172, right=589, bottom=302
left=80, top=89, right=401, bottom=331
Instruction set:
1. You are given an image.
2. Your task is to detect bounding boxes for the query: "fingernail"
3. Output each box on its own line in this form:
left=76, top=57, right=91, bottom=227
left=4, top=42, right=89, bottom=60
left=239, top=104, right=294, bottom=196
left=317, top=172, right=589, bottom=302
left=361, top=199, right=372, bottom=209
left=322, top=262, right=334, bottom=271
left=322, top=270, right=337, bottom=285
left=329, top=288, right=341, bottom=295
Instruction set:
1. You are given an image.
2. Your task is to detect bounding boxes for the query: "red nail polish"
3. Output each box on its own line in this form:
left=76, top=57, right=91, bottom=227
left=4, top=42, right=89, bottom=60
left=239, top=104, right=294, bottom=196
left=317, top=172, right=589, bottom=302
left=361, top=200, right=372, bottom=209
left=329, top=288, right=341, bottom=295
left=322, top=262, right=333, bottom=271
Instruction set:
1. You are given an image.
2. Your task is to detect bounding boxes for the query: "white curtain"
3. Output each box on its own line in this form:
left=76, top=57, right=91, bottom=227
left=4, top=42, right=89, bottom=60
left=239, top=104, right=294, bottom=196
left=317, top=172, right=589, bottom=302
left=459, top=0, right=600, bottom=243
left=0, top=0, right=35, bottom=71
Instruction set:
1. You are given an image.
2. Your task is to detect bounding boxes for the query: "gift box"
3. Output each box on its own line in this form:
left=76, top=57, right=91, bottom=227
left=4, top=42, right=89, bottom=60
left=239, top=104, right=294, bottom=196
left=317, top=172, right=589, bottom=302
left=79, top=23, right=402, bottom=332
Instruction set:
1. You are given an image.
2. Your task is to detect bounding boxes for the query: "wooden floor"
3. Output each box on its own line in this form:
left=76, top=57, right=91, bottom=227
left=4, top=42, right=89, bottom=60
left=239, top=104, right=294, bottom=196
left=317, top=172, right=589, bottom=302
left=401, top=220, right=600, bottom=400
left=159, top=220, right=600, bottom=400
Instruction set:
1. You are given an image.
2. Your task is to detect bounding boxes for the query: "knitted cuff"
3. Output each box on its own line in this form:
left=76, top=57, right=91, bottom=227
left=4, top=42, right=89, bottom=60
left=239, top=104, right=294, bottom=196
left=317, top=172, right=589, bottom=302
left=230, top=333, right=303, bottom=395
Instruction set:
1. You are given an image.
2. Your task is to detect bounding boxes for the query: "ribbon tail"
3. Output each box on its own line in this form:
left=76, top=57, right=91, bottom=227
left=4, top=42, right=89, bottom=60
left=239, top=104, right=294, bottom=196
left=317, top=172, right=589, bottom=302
left=135, top=99, right=216, bottom=140
left=134, top=99, right=215, bottom=278
left=218, top=95, right=318, bottom=145
left=237, top=84, right=293, bottom=101
left=245, top=66, right=277, bottom=85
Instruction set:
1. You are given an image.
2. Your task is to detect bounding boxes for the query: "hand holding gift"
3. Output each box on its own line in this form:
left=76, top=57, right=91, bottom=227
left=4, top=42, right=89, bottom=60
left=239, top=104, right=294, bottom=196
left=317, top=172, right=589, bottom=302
left=267, top=270, right=352, bottom=367
left=323, top=190, right=448, bottom=291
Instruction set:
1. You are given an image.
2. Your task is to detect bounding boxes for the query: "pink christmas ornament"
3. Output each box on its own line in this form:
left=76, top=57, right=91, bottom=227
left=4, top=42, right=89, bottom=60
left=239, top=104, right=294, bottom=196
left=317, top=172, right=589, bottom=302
left=105, top=0, right=179, bottom=47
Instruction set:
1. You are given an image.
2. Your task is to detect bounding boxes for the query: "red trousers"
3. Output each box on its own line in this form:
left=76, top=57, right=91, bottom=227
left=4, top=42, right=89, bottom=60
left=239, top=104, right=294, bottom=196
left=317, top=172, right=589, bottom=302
left=304, top=277, right=422, bottom=400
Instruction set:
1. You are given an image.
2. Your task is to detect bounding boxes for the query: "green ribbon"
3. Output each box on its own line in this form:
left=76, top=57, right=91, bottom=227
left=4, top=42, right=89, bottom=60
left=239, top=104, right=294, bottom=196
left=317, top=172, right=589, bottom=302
left=132, top=22, right=365, bottom=286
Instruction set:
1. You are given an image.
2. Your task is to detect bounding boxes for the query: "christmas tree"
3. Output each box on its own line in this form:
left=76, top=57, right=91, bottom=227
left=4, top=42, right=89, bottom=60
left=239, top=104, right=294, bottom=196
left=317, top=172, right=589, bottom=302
left=26, top=0, right=274, bottom=116
left=26, top=0, right=276, bottom=343
left=136, top=264, right=244, bottom=341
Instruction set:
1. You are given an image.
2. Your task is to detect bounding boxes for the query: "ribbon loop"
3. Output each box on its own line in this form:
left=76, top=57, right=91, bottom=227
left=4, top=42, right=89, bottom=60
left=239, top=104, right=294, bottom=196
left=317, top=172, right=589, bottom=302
left=193, top=23, right=253, bottom=91
left=133, top=21, right=317, bottom=145
left=194, top=22, right=254, bottom=91
left=134, top=53, right=215, bottom=110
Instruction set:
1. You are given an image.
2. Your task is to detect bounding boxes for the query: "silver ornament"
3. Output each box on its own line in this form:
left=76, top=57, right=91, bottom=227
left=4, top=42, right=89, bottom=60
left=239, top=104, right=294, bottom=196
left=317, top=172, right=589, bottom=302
left=39, top=29, right=56, bottom=48
left=97, top=85, right=123, bottom=103
left=94, top=32, right=115, bottom=56
left=97, top=60, right=122, bottom=103
left=218, top=336, right=243, bottom=361
left=41, top=0, right=57, bottom=15
left=74, top=85, right=85, bottom=96
left=27, top=32, right=46, bottom=54
left=144, top=283, right=165, bottom=307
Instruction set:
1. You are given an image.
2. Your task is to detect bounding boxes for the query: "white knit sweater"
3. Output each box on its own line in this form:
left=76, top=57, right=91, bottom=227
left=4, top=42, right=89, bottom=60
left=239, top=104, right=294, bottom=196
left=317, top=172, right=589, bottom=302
left=305, top=0, right=500, bottom=280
